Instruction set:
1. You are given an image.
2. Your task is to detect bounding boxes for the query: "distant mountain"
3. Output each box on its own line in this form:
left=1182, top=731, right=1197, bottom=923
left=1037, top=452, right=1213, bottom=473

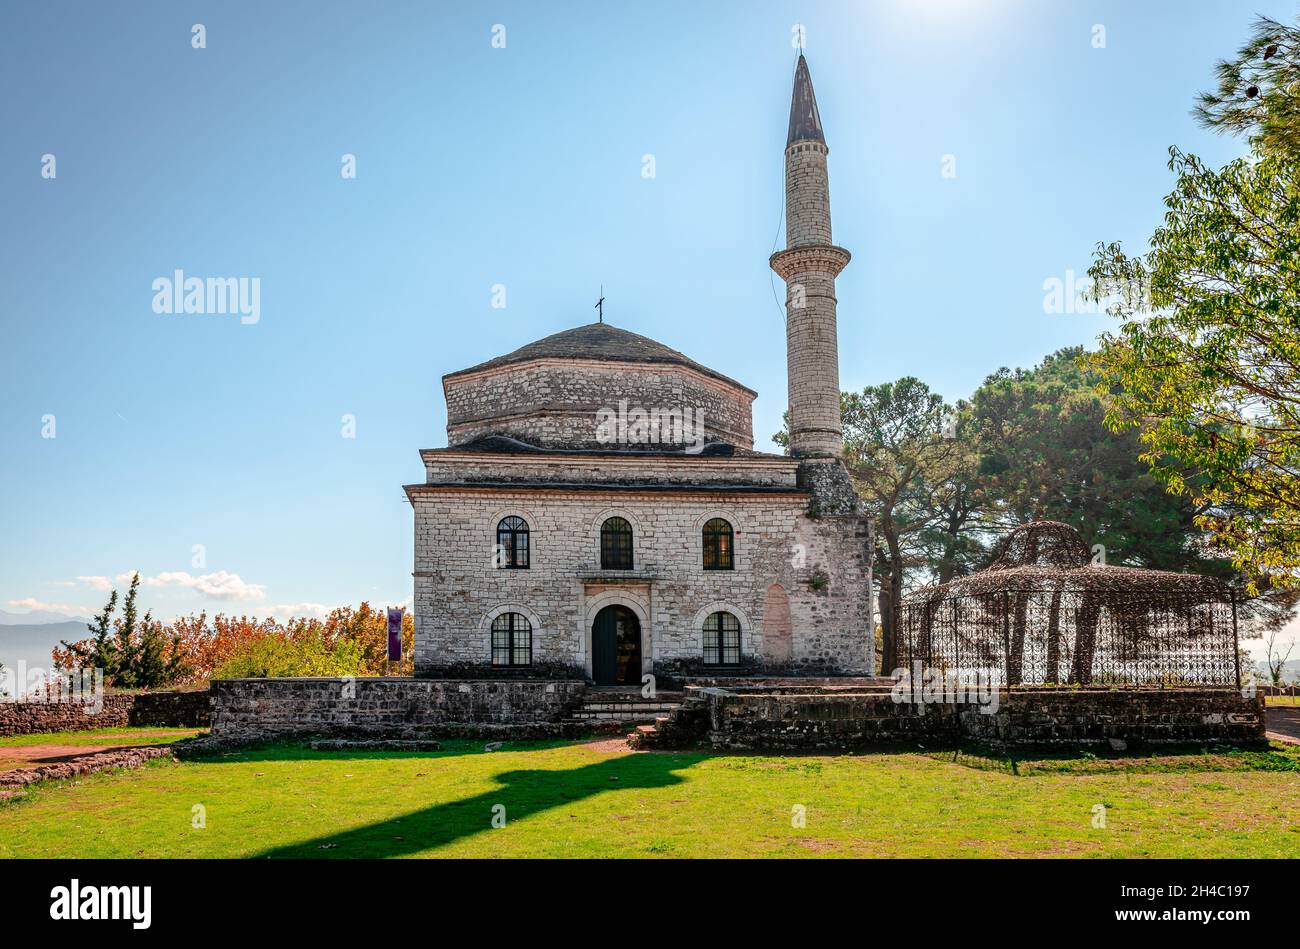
left=0, top=609, right=92, bottom=626
left=0, top=620, right=91, bottom=681
left=1248, top=656, right=1300, bottom=684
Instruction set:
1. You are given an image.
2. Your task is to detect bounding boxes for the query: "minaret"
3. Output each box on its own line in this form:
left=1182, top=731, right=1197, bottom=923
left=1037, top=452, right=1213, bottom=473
left=770, top=54, right=851, bottom=459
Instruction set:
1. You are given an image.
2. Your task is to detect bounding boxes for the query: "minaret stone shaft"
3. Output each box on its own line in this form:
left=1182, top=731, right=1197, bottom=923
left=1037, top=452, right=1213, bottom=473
left=770, top=53, right=850, bottom=458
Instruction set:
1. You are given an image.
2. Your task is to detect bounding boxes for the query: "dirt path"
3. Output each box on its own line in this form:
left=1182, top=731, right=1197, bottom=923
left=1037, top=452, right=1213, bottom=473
left=1265, top=707, right=1300, bottom=745
left=0, top=744, right=142, bottom=773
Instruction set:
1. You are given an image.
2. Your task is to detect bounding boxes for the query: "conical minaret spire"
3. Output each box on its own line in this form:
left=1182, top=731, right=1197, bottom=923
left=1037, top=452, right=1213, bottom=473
left=787, top=54, right=825, bottom=146
left=771, top=53, right=850, bottom=458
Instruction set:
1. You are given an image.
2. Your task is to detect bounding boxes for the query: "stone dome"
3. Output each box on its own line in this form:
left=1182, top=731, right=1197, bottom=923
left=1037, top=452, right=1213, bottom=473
left=441, top=322, right=757, bottom=452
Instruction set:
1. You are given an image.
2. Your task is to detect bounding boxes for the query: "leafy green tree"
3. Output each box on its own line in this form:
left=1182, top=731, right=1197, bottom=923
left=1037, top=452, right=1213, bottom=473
left=970, top=347, right=1234, bottom=577
left=838, top=379, right=975, bottom=673
left=1086, top=147, right=1300, bottom=590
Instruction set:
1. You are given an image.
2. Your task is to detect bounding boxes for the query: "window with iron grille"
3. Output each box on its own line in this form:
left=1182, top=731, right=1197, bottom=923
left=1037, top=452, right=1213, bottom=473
left=600, top=516, right=633, bottom=570
left=490, top=612, right=532, bottom=666
left=496, top=516, right=530, bottom=569
left=702, top=518, right=734, bottom=570
left=703, top=611, right=741, bottom=665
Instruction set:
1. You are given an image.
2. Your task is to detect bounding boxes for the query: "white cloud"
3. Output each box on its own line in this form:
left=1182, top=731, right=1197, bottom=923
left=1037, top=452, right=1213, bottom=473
left=269, top=602, right=331, bottom=620
left=112, top=570, right=266, bottom=602
left=5, top=597, right=85, bottom=614
left=76, top=576, right=112, bottom=591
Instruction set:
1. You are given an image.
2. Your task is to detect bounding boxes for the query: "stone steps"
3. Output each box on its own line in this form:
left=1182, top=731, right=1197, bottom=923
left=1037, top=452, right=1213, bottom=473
left=569, top=702, right=681, bottom=715
left=564, top=690, right=683, bottom=726
left=629, top=703, right=709, bottom=749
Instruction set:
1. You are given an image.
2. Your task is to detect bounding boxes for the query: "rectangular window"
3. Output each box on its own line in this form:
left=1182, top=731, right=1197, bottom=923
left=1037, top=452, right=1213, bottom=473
left=721, top=624, right=740, bottom=665
left=491, top=625, right=512, bottom=666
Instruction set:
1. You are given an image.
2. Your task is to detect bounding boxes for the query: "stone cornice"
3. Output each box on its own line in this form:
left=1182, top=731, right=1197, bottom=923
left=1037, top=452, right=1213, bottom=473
left=419, top=447, right=798, bottom=469
left=404, top=481, right=809, bottom=498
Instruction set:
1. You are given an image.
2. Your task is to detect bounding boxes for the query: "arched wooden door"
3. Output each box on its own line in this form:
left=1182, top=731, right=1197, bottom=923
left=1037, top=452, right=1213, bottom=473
left=592, top=605, right=641, bottom=686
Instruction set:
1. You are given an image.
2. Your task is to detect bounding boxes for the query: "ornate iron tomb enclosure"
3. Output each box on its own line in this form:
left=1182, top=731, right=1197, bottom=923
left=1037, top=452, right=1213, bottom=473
left=897, top=522, right=1240, bottom=688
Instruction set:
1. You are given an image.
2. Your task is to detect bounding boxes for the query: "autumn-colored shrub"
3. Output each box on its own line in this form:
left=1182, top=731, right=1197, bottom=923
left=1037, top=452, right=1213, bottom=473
left=213, top=630, right=365, bottom=679
left=54, top=601, right=415, bottom=688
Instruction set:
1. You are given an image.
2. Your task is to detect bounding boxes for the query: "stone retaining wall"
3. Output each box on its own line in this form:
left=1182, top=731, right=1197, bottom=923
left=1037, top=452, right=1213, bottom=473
left=698, top=687, right=1265, bottom=751
left=0, top=690, right=210, bottom=737
left=130, top=690, right=211, bottom=728
left=209, top=677, right=587, bottom=740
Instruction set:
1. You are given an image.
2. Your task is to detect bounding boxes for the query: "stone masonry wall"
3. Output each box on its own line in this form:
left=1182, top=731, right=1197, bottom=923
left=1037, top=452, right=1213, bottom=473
left=0, top=690, right=209, bottom=738
left=784, top=140, right=833, bottom=247
left=699, top=687, right=1265, bottom=751
left=411, top=487, right=873, bottom=678
left=445, top=360, right=755, bottom=451
left=208, top=677, right=586, bottom=739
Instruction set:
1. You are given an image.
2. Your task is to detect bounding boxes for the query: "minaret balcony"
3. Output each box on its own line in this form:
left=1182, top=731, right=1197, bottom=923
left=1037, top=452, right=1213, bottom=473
left=769, top=245, right=852, bottom=280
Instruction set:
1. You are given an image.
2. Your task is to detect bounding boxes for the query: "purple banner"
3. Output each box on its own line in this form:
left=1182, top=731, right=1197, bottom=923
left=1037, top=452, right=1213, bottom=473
left=386, top=607, right=404, bottom=662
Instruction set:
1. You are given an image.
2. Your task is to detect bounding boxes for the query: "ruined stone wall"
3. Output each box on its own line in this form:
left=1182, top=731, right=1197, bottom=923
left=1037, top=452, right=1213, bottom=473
left=0, top=690, right=210, bottom=737
left=699, top=687, right=1265, bottom=751
left=411, top=487, right=874, bottom=678
left=208, top=677, right=586, bottom=739
left=444, top=360, right=755, bottom=451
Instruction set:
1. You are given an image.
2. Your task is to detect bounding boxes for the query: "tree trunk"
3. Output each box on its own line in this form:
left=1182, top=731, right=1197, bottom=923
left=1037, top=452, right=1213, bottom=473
left=1070, top=595, right=1102, bottom=684
left=878, top=528, right=906, bottom=676
left=878, top=570, right=896, bottom=675
left=1044, top=584, right=1064, bottom=683
left=1008, top=591, right=1028, bottom=686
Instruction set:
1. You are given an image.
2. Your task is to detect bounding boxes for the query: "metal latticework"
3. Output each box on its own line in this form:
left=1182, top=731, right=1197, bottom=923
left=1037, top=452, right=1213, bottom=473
left=897, top=522, right=1239, bottom=688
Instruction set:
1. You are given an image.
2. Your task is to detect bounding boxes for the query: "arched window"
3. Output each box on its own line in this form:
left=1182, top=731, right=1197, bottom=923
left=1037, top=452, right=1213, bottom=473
left=703, top=611, right=741, bottom=666
left=702, top=518, right=734, bottom=570
left=496, top=516, right=530, bottom=569
left=600, top=517, right=633, bottom=570
left=491, top=612, right=532, bottom=667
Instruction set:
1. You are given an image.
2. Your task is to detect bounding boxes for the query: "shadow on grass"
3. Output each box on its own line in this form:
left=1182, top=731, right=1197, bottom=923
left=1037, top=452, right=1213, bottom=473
left=177, top=737, right=583, bottom=765
left=252, top=749, right=704, bottom=858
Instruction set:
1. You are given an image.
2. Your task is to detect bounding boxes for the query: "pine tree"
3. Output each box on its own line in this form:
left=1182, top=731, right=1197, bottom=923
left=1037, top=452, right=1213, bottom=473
left=134, top=612, right=170, bottom=689
left=114, top=573, right=142, bottom=688
left=62, top=589, right=119, bottom=681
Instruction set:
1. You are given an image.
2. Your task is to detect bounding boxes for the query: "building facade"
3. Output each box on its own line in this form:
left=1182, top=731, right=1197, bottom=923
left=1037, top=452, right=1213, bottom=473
left=405, top=56, right=873, bottom=683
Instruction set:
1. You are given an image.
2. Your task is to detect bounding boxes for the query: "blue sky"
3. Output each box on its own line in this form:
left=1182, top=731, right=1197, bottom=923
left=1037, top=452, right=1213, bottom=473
left=0, top=0, right=1286, bottom=632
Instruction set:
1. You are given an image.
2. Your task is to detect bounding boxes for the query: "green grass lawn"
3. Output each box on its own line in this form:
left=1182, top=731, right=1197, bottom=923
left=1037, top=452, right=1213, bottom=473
left=1266, top=694, right=1300, bottom=707
left=0, top=727, right=203, bottom=748
left=1, top=732, right=1298, bottom=858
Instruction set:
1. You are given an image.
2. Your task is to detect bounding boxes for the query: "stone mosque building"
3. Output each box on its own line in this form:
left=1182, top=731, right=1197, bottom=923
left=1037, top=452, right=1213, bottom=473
left=405, top=56, right=873, bottom=684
